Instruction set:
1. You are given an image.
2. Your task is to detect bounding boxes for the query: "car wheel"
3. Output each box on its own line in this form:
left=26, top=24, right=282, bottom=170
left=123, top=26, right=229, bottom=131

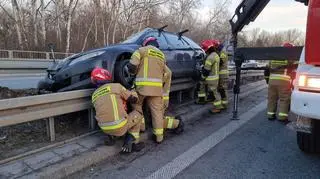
left=114, top=60, right=135, bottom=89
left=297, top=119, right=320, bottom=153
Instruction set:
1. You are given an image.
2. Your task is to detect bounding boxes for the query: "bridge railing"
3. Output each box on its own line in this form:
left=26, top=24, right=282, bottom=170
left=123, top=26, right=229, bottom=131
left=0, top=49, right=74, bottom=59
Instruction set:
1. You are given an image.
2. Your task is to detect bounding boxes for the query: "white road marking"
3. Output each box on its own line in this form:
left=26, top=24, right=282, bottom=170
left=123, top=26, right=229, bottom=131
left=146, top=100, right=267, bottom=179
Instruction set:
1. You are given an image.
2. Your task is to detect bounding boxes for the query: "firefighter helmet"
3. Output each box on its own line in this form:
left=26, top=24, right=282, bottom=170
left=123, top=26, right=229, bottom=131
left=200, top=39, right=220, bottom=53
left=142, top=37, right=159, bottom=48
left=282, top=42, right=294, bottom=47
left=91, top=67, right=112, bottom=85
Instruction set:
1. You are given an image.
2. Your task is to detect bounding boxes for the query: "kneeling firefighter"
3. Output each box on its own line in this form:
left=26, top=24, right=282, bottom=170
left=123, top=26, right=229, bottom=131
left=91, top=67, right=144, bottom=153
left=199, top=39, right=223, bottom=113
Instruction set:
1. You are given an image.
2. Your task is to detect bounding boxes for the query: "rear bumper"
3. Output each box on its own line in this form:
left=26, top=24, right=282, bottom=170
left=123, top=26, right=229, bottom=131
left=291, top=90, right=320, bottom=119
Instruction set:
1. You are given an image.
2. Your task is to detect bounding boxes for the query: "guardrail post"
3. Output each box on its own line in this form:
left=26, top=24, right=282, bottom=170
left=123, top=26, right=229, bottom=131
left=8, top=51, right=13, bottom=58
left=46, top=53, right=50, bottom=59
left=88, top=108, right=96, bottom=130
left=46, top=117, right=55, bottom=142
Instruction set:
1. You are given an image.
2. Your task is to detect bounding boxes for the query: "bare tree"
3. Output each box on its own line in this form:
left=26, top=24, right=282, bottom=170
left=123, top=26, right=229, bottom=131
left=65, top=0, right=79, bottom=53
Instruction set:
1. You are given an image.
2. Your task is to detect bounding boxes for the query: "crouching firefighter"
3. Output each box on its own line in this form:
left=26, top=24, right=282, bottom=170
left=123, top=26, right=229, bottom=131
left=266, top=42, right=297, bottom=123
left=91, top=67, right=144, bottom=153
left=199, top=39, right=223, bottom=113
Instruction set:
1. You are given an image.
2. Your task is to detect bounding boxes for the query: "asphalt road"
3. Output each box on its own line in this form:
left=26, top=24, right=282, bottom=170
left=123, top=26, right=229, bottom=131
left=70, top=88, right=320, bottom=179
left=0, top=74, right=44, bottom=89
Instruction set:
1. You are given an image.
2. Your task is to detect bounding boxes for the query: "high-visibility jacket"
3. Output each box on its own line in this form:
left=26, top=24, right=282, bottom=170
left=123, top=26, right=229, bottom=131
left=163, top=65, right=171, bottom=108
left=219, top=51, right=229, bottom=79
left=204, top=52, right=220, bottom=84
left=268, top=60, right=294, bottom=82
left=92, top=83, right=138, bottom=133
left=130, top=45, right=166, bottom=96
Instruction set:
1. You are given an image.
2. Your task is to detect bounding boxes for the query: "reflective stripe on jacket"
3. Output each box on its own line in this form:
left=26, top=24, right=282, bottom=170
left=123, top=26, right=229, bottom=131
left=269, top=60, right=292, bottom=82
left=130, top=46, right=166, bottom=96
left=204, top=52, right=220, bottom=84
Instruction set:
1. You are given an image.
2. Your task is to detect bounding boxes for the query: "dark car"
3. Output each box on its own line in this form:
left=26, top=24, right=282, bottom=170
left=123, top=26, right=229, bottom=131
left=38, top=27, right=205, bottom=92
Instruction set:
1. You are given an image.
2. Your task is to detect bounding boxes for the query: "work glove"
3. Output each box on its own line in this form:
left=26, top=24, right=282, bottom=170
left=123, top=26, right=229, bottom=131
left=127, top=95, right=138, bottom=104
left=121, top=133, right=135, bottom=153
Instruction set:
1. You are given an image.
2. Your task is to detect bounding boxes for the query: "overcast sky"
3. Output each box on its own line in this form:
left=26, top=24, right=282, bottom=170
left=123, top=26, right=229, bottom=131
left=202, top=0, right=308, bottom=32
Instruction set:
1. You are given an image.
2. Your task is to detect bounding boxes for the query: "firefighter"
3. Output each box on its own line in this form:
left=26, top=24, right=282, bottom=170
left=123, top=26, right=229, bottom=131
left=139, top=64, right=184, bottom=135
left=90, top=67, right=144, bottom=153
left=266, top=42, right=297, bottom=123
left=199, top=39, right=223, bottom=113
left=127, top=37, right=182, bottom=143
left=217, top=43, right=229, bottom=109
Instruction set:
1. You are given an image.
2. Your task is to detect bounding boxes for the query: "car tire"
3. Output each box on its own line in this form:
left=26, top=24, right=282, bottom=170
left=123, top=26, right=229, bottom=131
left=114, top=60, right=134, bottom=89
left=297, top=119, right=320, bottom=153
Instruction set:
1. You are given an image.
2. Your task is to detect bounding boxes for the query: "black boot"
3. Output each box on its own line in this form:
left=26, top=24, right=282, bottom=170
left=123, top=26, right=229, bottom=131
left=104, top=135, right=116, bottom=146
left=174, top=116, right=184, bottom=134
left=132, top=142, right=145, bottom=152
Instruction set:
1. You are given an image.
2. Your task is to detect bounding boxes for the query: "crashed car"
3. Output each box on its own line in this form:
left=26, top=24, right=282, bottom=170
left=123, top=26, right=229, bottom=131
left=38, top=27, right=205, bottom=92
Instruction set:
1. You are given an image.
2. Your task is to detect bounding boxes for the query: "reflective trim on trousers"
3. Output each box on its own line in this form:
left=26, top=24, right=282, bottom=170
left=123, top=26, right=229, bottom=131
left=163, top=96, right=169, bottom=100
left=129, top=132, right=140, bottom=139
left=267, top=112, right=275, bottom=116
left=99, top=119, right=127, bottom=131
left=198, top=93, right=206, bottom=97
left=166, top=116, right=174, bottom=129
left=222, top=100, right=228, bottom=105
left=269, top=74, right=291, bottom=82
left=219, top=70, right=229, bottom=75
left=279, top=113, right=288, bottom=117
left=214, top=101, right=222, bottom=107
left=153, top=128, right=164, bottom=136
left=206, top=75, right=219, bottom=81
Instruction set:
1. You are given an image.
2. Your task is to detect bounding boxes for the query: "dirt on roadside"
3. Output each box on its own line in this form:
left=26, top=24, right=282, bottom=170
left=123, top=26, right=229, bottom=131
left=0, top=86, right=91, bottom=161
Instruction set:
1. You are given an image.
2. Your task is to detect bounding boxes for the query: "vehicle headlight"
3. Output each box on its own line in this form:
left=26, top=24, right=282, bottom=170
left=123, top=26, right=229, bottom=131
left=298, top=74, right=320, bottom=92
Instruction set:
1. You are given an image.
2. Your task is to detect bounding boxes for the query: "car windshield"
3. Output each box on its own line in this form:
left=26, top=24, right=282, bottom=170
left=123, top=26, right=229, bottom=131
left=121, top=29, right=149, bottom=44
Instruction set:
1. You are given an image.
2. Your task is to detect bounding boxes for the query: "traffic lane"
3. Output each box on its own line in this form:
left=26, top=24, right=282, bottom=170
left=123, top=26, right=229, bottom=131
left=176, top=110, right=320, bottom=179
left=0, top=75, right=43, bottom=89
left=70, top=89, right=268, bottom=179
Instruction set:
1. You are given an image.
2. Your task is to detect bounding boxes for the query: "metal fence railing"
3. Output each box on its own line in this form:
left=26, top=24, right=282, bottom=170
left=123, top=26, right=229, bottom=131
left=0, top=50, right=74, bottom=59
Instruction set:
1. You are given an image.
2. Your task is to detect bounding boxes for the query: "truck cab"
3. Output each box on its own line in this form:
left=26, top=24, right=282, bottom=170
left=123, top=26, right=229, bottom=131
left=291, top=0, right=320, bottom=153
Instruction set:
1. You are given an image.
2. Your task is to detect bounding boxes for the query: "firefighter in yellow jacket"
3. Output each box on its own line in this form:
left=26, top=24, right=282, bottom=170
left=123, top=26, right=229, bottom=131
left=217, top=44, right=229, bottom=109
left=91, top=67, right=144, bottom=153
left=199, top=39, right=223, bottom=113
left=265, top=42, right=297, bottom=123
left=139, top=64, right=184, bottom=135
left=128, top=37, right=183, bottom=143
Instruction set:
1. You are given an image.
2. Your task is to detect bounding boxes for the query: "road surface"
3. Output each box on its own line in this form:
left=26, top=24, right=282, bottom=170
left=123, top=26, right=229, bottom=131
left=70, top=89, right=320, bottom=179
left=0, top=74, right=44, bottom=89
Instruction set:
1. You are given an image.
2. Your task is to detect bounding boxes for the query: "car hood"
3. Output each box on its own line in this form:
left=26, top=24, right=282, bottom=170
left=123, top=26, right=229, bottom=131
left=49, top=43, right=140, bottom=72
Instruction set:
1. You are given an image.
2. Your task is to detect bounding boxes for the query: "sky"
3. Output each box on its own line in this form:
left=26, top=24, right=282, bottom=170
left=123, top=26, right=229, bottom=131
left=202, top=0, right=308, bottom=32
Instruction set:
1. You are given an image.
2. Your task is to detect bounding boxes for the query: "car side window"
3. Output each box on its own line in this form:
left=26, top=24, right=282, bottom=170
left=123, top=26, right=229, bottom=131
left=146, top=32, right=168, bottom=49
left=164, top=33, right=189, bottom=49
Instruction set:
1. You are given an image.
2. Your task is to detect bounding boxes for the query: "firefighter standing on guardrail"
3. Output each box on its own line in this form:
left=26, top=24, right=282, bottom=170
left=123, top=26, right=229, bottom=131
left=217, top=43, right=229, bottom=109
left=90, top=67, right=144, bottom=153
left=266, top=42, right=298, bottom=123
left=199, top=39, right=223, bottom=113
left=127, top=37, right=183, bottom=143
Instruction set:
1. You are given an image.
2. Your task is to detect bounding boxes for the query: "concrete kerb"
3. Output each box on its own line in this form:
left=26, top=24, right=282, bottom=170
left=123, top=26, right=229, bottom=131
left=5, top=81, right=268, bottom=179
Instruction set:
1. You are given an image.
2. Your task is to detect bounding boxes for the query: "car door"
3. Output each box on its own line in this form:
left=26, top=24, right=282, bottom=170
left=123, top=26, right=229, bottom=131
left=162, top=32, right=194, bottom=79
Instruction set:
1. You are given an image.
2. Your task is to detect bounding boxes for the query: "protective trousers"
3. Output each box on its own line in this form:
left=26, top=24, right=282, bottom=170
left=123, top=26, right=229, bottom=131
left=218, top=78, right=228, bottom=109
left=267, top=80, right=291, bottom=120
left=103, top=110, right=142, bottom=143
left=135, top=95, right=164, bottom=142
left=197, top=81, right=207, bottom=103
left=208, top=80, right=222, bottom=109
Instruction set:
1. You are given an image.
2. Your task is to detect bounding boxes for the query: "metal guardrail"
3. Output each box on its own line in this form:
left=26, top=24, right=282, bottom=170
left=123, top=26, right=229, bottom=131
left=0, top=71, right=264, bottom=142
left=0, top=50, right=73, bottom=59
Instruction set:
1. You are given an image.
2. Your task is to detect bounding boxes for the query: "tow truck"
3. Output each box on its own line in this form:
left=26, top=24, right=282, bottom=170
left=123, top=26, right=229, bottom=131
left=230, top=0, right=320, bottom=152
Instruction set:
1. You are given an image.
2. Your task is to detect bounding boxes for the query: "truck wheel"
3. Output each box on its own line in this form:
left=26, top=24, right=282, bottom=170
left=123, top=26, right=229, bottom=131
left=114, top=60, right=134, bottom=89
left=297, top=120, right=320, bottom=153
